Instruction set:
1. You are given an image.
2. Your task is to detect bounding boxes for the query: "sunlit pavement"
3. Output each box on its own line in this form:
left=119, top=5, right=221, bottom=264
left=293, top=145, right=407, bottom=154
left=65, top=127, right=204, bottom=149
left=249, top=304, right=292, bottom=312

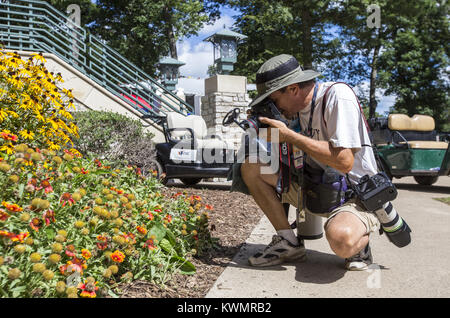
left=206, top=176, right=450, bottom=298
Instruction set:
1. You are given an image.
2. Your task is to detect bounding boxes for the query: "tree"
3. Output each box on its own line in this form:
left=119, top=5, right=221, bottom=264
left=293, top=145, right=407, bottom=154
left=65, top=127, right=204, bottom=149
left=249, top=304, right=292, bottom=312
left=228, top=0, right=340, bottom=83
left=89, top=0, right=221, bottom=75
left=48, top=0, right=98, bottom=27
left=377, top=0, right=449, bottom=130
left=328, top=0, right=448, bottom=127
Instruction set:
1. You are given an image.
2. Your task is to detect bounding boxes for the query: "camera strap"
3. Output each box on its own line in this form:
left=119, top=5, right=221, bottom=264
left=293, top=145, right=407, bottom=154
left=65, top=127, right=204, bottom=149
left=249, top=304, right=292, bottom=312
left=320, top=82, right=391, bottom=200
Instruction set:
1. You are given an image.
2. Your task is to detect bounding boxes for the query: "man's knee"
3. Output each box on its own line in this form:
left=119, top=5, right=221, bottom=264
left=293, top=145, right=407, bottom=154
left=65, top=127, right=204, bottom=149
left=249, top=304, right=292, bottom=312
left=325, top=212, right=365, bottom=258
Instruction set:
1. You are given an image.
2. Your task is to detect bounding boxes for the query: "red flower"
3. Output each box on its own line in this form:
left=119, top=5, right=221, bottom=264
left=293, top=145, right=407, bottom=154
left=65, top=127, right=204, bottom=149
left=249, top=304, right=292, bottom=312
left=110, top=250, right=125, bottom=263
left=147, top=212, right=154, bottom=221
left=154, top=208, right=162, bottom=213
left=80, top=168, right=89, bottom=174
left=78, top=280, right=98, bottom=298
left=96, top=235, right=108, bottom=250
left=30, top=217, right=42, bottom=231
left=0, top=132, right=18, bottom=141
left=94, top=159, right=102, bottom=167
left=164, top=214, right=172, bottom=223
left=60, top=257, right=87, bottom=275
left=43, top=209, right=55, bottom=225
left=0, top=209, right=10, bottom=221
left=11, top=231, right=29, bottom=243
left=65, top=245, right=76, bottom=257
left=2, top=201, right=23, bottom=213
left=136, top=225, right=147, bottom=235
left=205, top=204, right=213, bottom=211
left=60, top=192, right=74, bottom=207
left=143, top=239, right=156, bottom=250
left=37, top=179, right=53, bottom=193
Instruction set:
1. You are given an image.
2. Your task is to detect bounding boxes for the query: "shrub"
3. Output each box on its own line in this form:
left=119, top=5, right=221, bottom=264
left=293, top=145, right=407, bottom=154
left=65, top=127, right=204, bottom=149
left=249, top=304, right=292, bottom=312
left=0, top=143, right=214, bottom=297
left=72, top=110, right=156, bottom=174
left=0, top=50, right=78, bottom=154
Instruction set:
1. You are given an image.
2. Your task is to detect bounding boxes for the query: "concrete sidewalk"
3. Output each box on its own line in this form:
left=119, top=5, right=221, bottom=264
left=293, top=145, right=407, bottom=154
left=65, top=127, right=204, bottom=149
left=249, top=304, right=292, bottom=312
left=206, top=176, right=450, bottom=298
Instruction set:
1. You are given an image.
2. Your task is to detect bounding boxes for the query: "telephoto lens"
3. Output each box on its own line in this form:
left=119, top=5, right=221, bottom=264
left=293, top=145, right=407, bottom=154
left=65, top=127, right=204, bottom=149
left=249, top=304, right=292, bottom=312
left=374, top=202, right=412, bottom=248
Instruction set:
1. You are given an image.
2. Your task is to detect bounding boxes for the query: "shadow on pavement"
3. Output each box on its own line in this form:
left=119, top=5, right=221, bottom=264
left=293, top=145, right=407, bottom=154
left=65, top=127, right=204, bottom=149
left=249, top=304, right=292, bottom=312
left=394, top=182, right=450, bottom=195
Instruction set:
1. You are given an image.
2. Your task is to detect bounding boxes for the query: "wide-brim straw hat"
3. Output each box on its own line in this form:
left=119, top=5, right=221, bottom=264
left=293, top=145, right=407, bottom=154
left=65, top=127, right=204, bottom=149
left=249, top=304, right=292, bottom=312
left=249, top=54, right=321, bottom=107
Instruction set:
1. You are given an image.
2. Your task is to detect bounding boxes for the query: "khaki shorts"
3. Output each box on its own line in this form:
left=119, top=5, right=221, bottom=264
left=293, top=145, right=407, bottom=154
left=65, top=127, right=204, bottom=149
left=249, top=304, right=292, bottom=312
left=282, top=182, right=380, bottom=235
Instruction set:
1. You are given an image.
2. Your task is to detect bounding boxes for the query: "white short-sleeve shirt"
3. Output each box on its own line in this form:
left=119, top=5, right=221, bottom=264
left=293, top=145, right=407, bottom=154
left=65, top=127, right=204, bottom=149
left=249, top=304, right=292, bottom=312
left=298, top=82, right=378, bottom=184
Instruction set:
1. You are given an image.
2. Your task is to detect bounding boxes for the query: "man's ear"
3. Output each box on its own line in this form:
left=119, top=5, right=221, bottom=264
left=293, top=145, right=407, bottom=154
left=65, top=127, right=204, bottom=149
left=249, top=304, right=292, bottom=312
left=289, top=83, right=300, bottom=95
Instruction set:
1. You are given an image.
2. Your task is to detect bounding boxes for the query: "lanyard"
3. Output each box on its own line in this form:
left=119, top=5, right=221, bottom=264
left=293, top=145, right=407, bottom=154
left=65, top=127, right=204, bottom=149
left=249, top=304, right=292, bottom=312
left=307, top=83, right=319, bottom=137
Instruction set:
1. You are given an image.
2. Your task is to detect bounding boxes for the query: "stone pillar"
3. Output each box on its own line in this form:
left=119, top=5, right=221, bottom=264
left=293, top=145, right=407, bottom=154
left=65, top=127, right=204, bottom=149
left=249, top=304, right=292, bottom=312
left=201, top=75, right=250, bottom=150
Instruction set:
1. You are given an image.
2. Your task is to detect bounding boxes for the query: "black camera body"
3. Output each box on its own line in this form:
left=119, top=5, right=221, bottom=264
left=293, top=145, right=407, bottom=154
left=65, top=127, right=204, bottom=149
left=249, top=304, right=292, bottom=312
left=242, top=99, right=288, bottom=131
left=352, top=172, right=398, bottom=212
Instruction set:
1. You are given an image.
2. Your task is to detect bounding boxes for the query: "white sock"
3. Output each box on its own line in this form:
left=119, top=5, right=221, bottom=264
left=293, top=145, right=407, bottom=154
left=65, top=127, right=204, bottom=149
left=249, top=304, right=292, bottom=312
left=277, top=229, right=299, bottom=246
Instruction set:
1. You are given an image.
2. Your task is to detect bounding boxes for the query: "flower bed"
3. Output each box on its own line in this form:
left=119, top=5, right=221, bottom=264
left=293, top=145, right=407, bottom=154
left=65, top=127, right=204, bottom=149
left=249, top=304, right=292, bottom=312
left=0, top=49, right=215, bottom=298
left=0, top=144, right=214, bottom=297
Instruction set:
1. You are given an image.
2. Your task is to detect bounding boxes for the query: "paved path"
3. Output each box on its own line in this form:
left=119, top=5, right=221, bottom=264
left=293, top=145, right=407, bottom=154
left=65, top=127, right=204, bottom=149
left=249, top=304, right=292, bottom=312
left=206, top=176, right=450, bottom=298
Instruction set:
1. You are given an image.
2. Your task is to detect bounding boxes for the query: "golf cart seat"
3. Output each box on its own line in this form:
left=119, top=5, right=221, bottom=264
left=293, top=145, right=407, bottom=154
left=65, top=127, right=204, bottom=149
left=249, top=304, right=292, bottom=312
left=166, top=112, right=234, bottom=150
left=388, top=114, right=448, bottom=149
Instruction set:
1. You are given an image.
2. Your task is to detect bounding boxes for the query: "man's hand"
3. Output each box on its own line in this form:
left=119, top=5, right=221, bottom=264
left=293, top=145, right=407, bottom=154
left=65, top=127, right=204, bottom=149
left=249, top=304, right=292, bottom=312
left=258, top=117, right=292, bottom=143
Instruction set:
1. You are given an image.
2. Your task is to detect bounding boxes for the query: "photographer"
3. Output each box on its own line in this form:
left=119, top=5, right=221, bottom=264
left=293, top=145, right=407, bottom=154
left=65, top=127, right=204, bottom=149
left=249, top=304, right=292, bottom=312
left=231, top=54, right=382, bottom=270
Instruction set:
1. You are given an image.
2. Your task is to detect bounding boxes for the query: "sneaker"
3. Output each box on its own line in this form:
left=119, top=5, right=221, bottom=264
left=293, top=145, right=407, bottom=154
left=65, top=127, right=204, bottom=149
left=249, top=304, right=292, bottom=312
left=248, top=235, right=307, bottom=267
left=344, top=243, right=373, bottom=271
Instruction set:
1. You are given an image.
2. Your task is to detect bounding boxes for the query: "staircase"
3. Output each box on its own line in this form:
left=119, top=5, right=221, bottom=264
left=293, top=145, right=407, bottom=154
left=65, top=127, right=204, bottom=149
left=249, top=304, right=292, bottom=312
left=0, top=0, right=193, bottom=131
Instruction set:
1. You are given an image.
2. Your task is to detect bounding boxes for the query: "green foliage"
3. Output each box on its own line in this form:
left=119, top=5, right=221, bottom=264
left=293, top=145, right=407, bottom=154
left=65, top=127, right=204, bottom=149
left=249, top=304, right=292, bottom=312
left=377, top=0, right=449, bottom=130
left=89, top=0, right=221, bottom=75
left=0, top=143, right=215, bottom=297
left=71, top=110, right=157, bottom=173
left=229, top=1, right=338, bottom=81
left=48, top=0, right=98, bottom=27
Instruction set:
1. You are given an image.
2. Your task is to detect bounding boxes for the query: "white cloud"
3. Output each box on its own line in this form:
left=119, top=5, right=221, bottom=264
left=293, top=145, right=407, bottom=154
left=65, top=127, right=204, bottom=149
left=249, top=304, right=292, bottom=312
left=196, top=15, right=236, bottom=38
left=177, top=40, right=213, bottom=78
left=176, top=14, right=237, bottom=79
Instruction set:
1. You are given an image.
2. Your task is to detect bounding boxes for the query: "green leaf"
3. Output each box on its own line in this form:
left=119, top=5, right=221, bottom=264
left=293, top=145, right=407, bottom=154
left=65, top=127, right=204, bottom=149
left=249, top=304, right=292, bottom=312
left=108, top=289, right=119, bottom=298
left=159, top=238, right=176, bottom=256
left=45, top=228, right=55, bottom=240
left=165, top=229, right=177, bottom=246
left=149, top=223, right=166, bottom=242
left=171, top=256, right=196, bottom=275
left=17, top=183, right=24, bottom=199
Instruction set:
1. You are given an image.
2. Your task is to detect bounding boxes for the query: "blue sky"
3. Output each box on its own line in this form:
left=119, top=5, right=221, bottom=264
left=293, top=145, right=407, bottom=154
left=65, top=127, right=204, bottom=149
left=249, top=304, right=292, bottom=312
left=176, top=6, right=394, bottom=114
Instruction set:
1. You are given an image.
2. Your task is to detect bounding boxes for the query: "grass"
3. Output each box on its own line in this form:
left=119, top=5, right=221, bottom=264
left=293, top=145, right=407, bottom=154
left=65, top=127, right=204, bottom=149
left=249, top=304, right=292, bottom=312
left=433, top=197, right=450, bottom=205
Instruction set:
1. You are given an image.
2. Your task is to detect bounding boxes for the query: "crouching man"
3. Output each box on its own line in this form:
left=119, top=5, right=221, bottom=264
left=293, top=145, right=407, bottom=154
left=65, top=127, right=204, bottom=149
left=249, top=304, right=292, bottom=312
left=231, top=54, right=380, bottom=270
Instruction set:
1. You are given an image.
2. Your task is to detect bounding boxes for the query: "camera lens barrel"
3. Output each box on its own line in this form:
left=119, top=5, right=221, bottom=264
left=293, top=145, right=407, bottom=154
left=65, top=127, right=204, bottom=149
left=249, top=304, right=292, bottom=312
left=374, top=202, right=411, bottom=248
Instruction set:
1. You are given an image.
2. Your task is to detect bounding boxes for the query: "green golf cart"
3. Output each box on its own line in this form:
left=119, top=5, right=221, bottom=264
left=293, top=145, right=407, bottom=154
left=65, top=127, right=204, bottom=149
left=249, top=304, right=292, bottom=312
left=369, top=114, right=450, bottom=186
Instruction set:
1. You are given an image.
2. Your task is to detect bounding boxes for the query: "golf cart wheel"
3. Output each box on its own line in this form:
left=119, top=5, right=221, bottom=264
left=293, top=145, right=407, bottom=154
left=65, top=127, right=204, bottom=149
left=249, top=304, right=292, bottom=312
left=414, top=176, right=438, bottom=186
left=147, top=159, right=168, bottom=185
left=180, top=178, right=202, bottom=186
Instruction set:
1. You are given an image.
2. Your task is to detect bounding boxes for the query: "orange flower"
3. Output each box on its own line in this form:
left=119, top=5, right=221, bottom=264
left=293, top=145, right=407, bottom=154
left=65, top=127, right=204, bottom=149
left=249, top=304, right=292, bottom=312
left=143, top=239, right=156, bottom=251
left=80, top=168, right=88, bottom=174
left=2, top=201, right=23, bottom=213
left=0, top=209, right=10, bottom=221
left=81, top=249, right=91, bottom=260
left=78, top=280, right=98, bottom=298
left=0, top=132, right=18, bottom=141
left=60, top=192, right=74, bottom=207
left=110, top=250, right=125, bottom=263
left=11, top=232, right=29, bottom=243
left=136, top=225, right=147, bottom=235
left=39, top=179, right=53, bottom=193
left=65, top=245, right=76, bottom=257
left=60, top=257, right=87, bottom=276
left=164, top=214, right=172, bottom=223
left=96, top=235, right=108, bottom=250
left=205, top=204, right=213, bottom=210
left=43, top=209, right=55, bottom=225
left=30, top=217, right=42, bottom=231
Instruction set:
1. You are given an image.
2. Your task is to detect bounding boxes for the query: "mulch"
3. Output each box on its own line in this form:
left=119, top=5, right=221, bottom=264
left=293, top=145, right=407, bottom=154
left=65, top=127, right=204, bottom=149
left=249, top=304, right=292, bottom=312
left=117, top=182, right=263, bottom=298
